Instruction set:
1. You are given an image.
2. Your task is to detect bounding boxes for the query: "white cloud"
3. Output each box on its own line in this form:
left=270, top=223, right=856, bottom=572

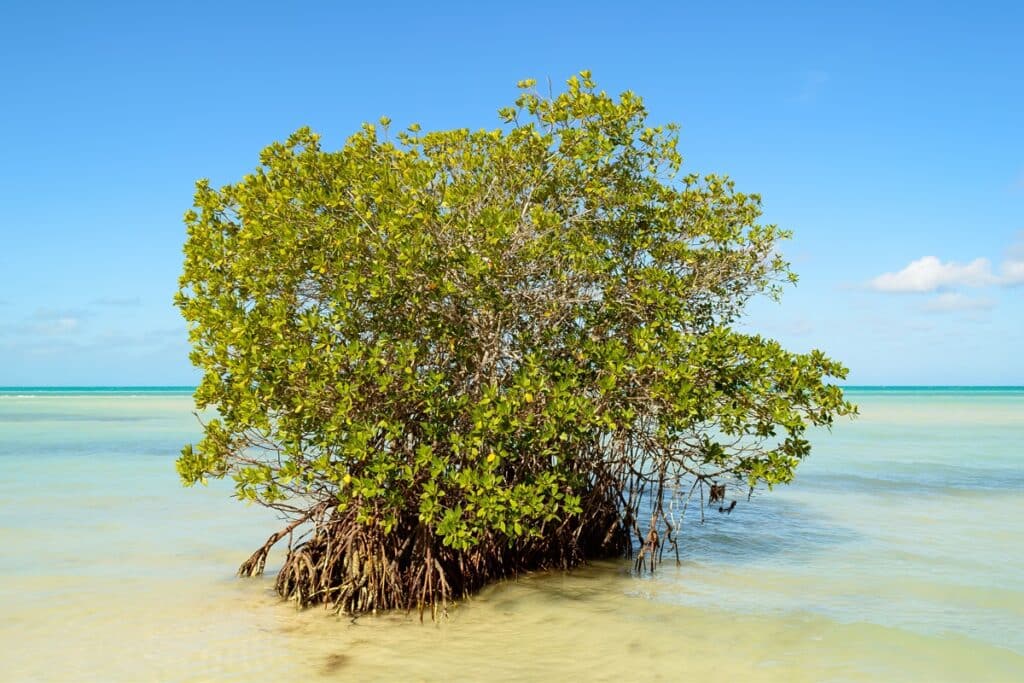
left=1001, top=234, right=1024, bottom=286
left=869, top=256, right=996, bottom=292
left=921, top=293, right=994, bottom=313
left=1002, top=259, right=1024, bottom=285
left=871, top=235, right=1024, bottom=293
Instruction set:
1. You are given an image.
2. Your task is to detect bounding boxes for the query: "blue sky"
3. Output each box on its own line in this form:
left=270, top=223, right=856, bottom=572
left=1, top=0, right=1021, bottom=385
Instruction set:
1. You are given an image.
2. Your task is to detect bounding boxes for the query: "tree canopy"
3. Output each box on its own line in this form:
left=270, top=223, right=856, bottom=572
left=176, top=72, right=855, bottom=616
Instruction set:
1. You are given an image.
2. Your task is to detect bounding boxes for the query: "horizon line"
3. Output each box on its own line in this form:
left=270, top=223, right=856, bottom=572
left=2, top=385, right=1023, bottom=391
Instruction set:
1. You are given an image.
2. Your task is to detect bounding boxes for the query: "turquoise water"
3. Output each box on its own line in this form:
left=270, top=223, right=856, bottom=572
left=1, top=388, right=1022, bottom=681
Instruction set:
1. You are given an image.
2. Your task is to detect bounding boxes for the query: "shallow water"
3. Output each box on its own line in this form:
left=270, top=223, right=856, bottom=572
left=1, top=388, right=1022, bottom=681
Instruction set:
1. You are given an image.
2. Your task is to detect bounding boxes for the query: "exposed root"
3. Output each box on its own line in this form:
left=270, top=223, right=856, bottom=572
left=253, top=486, right=628, bottom=617
left=239, top=503, right=327, bottom=577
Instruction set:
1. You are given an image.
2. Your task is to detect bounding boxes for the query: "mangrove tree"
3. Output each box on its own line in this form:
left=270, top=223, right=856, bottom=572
left=175, top=72, right=855, bottom=616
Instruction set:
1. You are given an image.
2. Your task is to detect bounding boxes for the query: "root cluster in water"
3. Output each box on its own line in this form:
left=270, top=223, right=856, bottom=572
left=240, top=492, right=628, bottom=617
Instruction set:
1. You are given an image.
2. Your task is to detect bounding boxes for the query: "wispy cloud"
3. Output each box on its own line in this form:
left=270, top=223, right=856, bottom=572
left=778, top=318, right=814, bottom=337
left=30, top=316, right=81, bottom=335
left=868, top=256, right=996, bottom=292
left=854, top=313, right=936, bottom=341
left=93, top=296, right=142, bottom=307
left=90, top=327, right=187, bottom=349
left=921, top=292, right=994, bottom=313
left=0, top=324, right=187, bottom=357
left=33, top=308, right=91, bottom=319
left=742, top=316, right=814, bottom=338
left=1001, top=233, right=1024, bottom=285
left=0, top=308, right=93, bottom=339
left=1002, top=260, right=1024, bottom=284
left=1013, top=170, right=1024, bottom=193
left=22, top=309, right=87, bottom=336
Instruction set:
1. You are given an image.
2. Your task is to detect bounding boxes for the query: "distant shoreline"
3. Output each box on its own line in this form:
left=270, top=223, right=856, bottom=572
left=0, top=386, right=196, bottom=394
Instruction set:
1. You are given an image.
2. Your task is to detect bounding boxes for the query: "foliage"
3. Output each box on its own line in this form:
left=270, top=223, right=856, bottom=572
left=176, top=71, right=855, bottom=615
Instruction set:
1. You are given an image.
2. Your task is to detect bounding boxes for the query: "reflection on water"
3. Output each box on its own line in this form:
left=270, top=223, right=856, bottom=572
left=0, top=390, right=1022, bottom=681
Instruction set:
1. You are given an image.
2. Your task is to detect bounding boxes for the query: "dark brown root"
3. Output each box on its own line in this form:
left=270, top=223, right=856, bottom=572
left=239, top=502, right=328, bottom=577
left=243, top=487, right=628, bottom=617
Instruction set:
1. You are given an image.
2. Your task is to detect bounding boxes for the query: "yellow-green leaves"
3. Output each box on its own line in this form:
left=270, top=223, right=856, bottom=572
left=176, top=71, right=852, bottom=564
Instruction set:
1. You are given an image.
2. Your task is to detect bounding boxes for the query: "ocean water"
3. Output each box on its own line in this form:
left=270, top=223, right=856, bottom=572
left=0, top=387, right=1022, bottom=682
